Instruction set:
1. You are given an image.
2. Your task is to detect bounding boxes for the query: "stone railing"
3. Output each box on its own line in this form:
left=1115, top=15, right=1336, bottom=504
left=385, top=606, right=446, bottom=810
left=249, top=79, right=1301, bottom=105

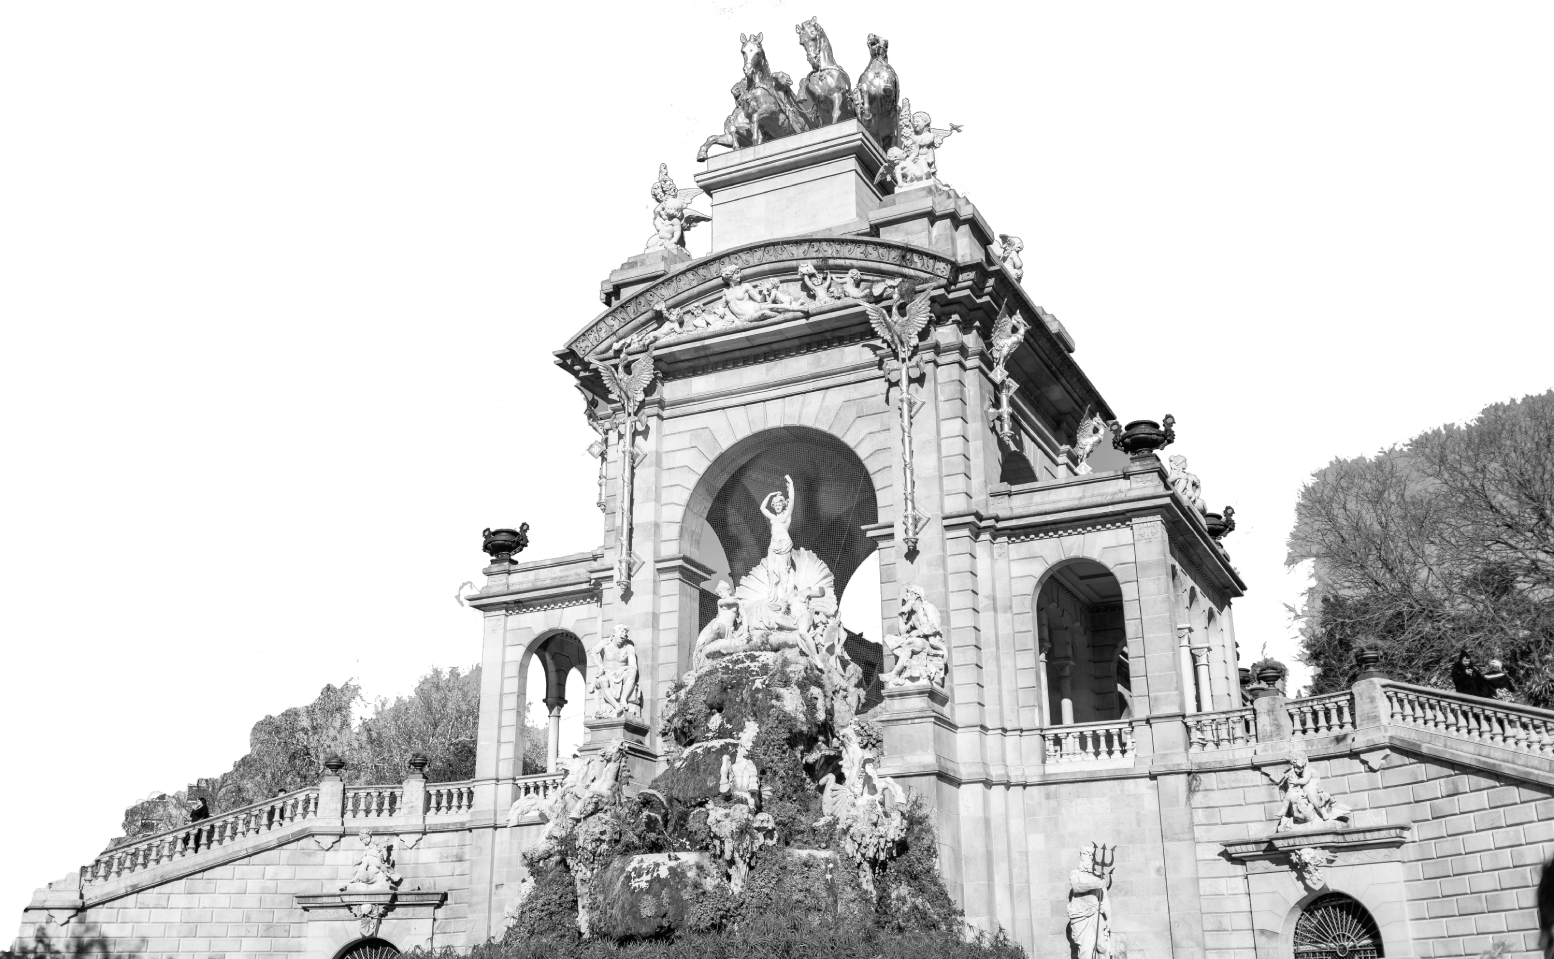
left=1382, top=681, right=1554, bottom=756
left=1044, top=720, right=1135, bottom=764
left=425, top=781, right=475, bottom=816
left=513, top=771, right=566, bottom=803
left=84, top=788, right=320, bottom=885
left=1188, top=707, right=1257, bottom=753
left=1288, top=691, right=1355, bottom=738
left=344, top=785, right=404, bottom=819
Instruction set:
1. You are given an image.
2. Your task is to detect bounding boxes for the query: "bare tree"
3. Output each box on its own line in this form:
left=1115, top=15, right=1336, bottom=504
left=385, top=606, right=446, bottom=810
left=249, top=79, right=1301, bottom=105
left=1289, top=391, right=1554, bottom=706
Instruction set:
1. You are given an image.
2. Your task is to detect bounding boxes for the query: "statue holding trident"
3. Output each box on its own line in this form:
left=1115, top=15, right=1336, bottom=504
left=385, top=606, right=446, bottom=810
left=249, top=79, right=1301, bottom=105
left=760, top=474, right=797, bottom=601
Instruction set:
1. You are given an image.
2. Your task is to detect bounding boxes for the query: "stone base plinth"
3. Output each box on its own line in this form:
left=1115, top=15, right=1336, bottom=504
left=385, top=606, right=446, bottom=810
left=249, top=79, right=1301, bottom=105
left=601, top=246, right=693, bottom=307
left=694, top=120, right=887, bottom=253
left=584, top=715, right=656, bottom=786
left=876, top=683, right=955, bottom=781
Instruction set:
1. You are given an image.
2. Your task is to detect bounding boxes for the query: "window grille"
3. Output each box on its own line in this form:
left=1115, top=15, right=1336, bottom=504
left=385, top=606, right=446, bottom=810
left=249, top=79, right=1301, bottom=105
left=1294, top=893, right=1383, bottom=959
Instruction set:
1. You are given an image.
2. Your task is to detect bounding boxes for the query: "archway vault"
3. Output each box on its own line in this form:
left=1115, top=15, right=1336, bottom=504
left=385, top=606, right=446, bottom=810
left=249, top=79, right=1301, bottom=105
left=683, top=425, right=880, bottom=603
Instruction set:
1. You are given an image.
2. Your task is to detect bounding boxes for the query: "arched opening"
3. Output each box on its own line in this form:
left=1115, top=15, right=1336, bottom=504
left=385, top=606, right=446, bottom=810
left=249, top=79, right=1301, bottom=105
left=1294, top=893, right=1384, bottom=959
left=683, top=425, right=884, bottom=700
left=522, top=631, right=587, bottom=774
left=1036, top=559, right=1127, bottom=724
left=333, top=937, right=399, bottom=959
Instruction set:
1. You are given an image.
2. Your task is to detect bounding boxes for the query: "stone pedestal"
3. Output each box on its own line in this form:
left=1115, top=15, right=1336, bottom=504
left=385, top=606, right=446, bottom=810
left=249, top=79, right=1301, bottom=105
left=876, top=683, right=954, bottom=780
left=601, top=246, right=693, bottom=307
left=584, top=715, right=656, bottom=786
left=694, top=120, right=887, bottom=252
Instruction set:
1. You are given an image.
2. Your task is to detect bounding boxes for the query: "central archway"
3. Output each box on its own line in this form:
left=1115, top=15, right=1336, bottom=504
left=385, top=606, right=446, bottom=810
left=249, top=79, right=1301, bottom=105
left=685, top=425, right=880, bottom=603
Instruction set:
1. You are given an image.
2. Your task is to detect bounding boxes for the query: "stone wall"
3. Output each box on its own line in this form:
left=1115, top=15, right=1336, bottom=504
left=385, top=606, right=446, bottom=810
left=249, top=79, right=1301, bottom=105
left=16, top=829, right=475, bottom=959
left=1190, top=748, right=1553, bottom=959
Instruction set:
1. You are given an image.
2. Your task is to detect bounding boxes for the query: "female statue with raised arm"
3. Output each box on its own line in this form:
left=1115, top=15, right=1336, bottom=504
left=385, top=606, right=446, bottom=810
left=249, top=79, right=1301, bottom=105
left=760, top=475, right=797, bottom=599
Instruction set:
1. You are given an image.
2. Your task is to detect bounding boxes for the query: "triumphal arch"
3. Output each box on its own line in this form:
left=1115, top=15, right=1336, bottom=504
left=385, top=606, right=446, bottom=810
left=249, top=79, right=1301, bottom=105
left=17, top=17, right=1554, bottom=959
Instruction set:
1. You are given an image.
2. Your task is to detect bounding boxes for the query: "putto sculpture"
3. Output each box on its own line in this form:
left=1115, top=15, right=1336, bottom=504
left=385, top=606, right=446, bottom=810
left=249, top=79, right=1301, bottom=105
left=643, top=163, right=708, bottom=253
left=341, top=829, right=402, bottom=938
left=864, top=282, right=934, bottom=551
left=875, top=98, right=962, bottom=191
left=589, top=625, right=643, bottom=720
left=1276, top=754, right=1352, bottom=832
left=1067, top=843, right=1117, bottom=959
left=985, top=307, right=1030, bottom=446
left=993, top=234, right=1025, bottom=281
left=880, top=584, right=947, bottom=687
left=1167, top=454, right=1208, bottom=516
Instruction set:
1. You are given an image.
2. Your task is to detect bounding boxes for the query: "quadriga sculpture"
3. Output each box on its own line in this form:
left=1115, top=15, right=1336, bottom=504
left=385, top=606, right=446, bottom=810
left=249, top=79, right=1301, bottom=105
left=698, top=33, right=813, bottom=161
left=852, top=33, right=900, bottom=150
left=793, top=17, right=854, bottom=126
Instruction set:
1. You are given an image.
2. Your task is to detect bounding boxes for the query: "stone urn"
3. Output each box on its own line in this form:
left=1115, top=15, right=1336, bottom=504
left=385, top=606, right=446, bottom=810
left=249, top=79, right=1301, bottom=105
left=1238, top=667, right=1252, bottom=687
left=1110, top=415, right=1176, bottom=456
left=323, top=754, right=346, bottom=775
left=1355, top=648, right=1386, bottom=681
left=1205, top=506, right=1236, bottom=541
left=482, top=524, right=530, bottom=563
left=1257, top=665, right=1286, bottom=687
left=407, top=753, right=430, bottom=776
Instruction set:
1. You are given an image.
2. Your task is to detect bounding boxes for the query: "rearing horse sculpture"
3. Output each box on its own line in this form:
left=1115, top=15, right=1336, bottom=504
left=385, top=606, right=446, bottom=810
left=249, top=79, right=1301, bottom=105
left=698, top=32, right=813, bottom=162
left=852, top=33, right=900, bottom=151
left=793, top=17, right=854, bottom=127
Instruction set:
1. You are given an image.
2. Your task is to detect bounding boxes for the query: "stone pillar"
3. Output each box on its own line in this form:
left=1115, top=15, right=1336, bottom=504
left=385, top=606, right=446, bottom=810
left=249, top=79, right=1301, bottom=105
left=1054, top=658, right=1075, bottom=725
left=319, top=755, right=346, bottom=822
left=544, top=695, right=566, bottom=773
left=1253, top=693, right=1292, bottom=743
left=401, top=753, right=428, bottom=822
left=1191, top=644, right=1215, bottom=713
left=1177, top=625, right=1199, bottom=715
left=1035, top=608, right=1054, bottom=728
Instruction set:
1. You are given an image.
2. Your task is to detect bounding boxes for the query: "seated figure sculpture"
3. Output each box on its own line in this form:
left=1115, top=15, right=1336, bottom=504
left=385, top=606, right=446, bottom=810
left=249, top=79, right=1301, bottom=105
left=589, top=625, right=642, bottom=719
left=341, top=829, right=401, bottom=892
left=880, top=585, right=947, bottom=687
left=1275, top=754, right=1352, bottom=832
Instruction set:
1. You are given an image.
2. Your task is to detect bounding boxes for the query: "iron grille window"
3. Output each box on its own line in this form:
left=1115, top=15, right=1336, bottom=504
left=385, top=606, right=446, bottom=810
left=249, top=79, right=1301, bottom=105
left=1294, top=893, right=1383, bottom=959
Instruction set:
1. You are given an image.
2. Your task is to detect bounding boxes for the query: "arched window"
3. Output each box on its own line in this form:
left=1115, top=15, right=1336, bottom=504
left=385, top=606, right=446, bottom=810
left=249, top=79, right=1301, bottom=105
left=333, top=938, right=400, bottom=959
left=1294, top=893, right=1383, bottom=959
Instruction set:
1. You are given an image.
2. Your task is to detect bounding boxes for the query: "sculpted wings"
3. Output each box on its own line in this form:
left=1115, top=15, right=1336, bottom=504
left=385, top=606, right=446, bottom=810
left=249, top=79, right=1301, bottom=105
left=862, top=300, right=896, bottom=345
left=594, top=360, right=624, bottom=402
left=622, top=352, right=656, bottom=402
left=900, top=290, right=933, bottom=340
left=991, top=308, right=1013, bottom=345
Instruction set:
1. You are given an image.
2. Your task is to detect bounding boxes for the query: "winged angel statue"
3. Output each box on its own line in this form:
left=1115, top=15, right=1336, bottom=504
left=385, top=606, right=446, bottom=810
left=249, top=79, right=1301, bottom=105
left=863, top=284, right=934, bottom=551
left=644, top=164, right=709, bottom=254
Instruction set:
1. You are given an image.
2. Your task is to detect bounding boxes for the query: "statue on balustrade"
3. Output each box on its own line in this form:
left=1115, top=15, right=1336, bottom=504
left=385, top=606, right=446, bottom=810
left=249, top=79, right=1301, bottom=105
left=590, top=625, right=643, bottom=719
left=1067, top=842, right=1117, bottom=959
left=1276, top=754, right=1352, bottom=832
left=341, top=829, right=402, bottom=892
left=880, top=584, right=947, bottom=687
left=643, top=163, right=708, bottom=254
left=1168, top=454, right=1208, bottom=516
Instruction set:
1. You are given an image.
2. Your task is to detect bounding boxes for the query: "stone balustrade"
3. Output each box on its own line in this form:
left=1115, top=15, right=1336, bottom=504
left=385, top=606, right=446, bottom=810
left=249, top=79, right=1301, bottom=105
left=1381, top=680, right=1554, bottom=756
left=85, top=789, right=320, bottom=885
left=344, top=785, right=403, bottom=819
left=1187, top=707, right=1257, bottom=753
left=425, top=782, right=475, bottom=816
left=512, top=771, right=566, bottom=803
left=1043, top=719, right=1135, bottom=764
left=1287, top=690, right=1355, bottom=738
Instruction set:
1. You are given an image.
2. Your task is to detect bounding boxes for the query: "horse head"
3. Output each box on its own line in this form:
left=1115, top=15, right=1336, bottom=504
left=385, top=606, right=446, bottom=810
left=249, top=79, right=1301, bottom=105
left=796, top=17, right=835, bottom=69
left=739, top=32, right=769, bottom=82
left=866, top=33, right=889, bottom=62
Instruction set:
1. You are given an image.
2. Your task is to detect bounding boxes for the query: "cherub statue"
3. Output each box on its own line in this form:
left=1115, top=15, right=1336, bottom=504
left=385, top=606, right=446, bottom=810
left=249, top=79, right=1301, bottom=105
left=1072, top=413, right=1108, bottom=475
left=692, top=581, right=744, bottom=669
left=1276, top=755, right=1352, bottom=832
left=875, top=98, right=962, bottom=190
left=588, top=625, right=643, bottom=719
left=643, top=163, right=709, bottom=253
left=719, top=266, right=787, bottom=323
left=755, top=278, right=806, bottom=310
left=341, top=829, right=401, bottom=892
left=798, top=261, right=837, bottom=303
left=994, top=234, right=1024, bottom=281
left=1067, top=843, right=1116, bottom=959
left=1167, top=454, right=1208, bottom=515
left=881, top=585, right=947, bottom=687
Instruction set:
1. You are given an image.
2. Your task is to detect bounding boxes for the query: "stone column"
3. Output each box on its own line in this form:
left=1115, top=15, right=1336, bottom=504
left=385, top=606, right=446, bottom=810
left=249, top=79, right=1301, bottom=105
left=1053, top=658, right=1075, bottom=726
left=1191, top=644, right=1215, bottom=713
left=544, top=695, right=566, bottom=773
left=1177, top=624, right=1199, bottom=715
left=1035, top=607, right=1054, bottom=727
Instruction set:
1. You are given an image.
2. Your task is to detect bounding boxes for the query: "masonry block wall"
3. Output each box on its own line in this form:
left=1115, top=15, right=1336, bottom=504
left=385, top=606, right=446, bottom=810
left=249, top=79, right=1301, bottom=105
left=1190, top=750, right=1553, bottom=959
left=16, top=830, right=475, bottom=958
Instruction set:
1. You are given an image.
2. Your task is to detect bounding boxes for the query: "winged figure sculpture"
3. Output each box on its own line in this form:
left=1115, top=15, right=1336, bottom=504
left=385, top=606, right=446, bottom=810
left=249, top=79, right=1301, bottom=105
left=595, top=350, right=657, bottom=432
left=862, top=283, right=934, bottom=363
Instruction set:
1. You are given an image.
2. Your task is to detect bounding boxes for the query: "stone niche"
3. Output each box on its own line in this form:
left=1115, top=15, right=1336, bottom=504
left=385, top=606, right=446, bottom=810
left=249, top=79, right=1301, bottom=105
left=295, top=890, right=447, bottom=959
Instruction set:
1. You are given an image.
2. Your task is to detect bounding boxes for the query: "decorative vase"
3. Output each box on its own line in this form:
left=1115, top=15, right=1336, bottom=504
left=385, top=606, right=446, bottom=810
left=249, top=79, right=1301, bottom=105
left=1111, top=415, right=1176, bottom=456
left=482, top=526, right=528, bottom=563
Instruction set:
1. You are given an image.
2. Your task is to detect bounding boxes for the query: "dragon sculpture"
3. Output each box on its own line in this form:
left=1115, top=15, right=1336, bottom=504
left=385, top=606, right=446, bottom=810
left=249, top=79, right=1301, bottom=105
left=863, top=283, right=934, bottom=551
left=594, top=350, right=658, bottom=591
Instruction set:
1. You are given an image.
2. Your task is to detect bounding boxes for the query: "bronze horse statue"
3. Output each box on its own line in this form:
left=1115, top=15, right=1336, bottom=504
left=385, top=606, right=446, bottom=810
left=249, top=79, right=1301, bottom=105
left=793, top=17, right=854, bottom=127
left=851, top=33, right=900, bottom=151
left=698, top=33, right=813, bottom=161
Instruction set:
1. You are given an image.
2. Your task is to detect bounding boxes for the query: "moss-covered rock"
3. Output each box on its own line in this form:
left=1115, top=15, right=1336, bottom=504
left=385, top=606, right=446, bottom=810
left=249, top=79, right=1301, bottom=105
left=592, top=852, right=727, bottom=940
